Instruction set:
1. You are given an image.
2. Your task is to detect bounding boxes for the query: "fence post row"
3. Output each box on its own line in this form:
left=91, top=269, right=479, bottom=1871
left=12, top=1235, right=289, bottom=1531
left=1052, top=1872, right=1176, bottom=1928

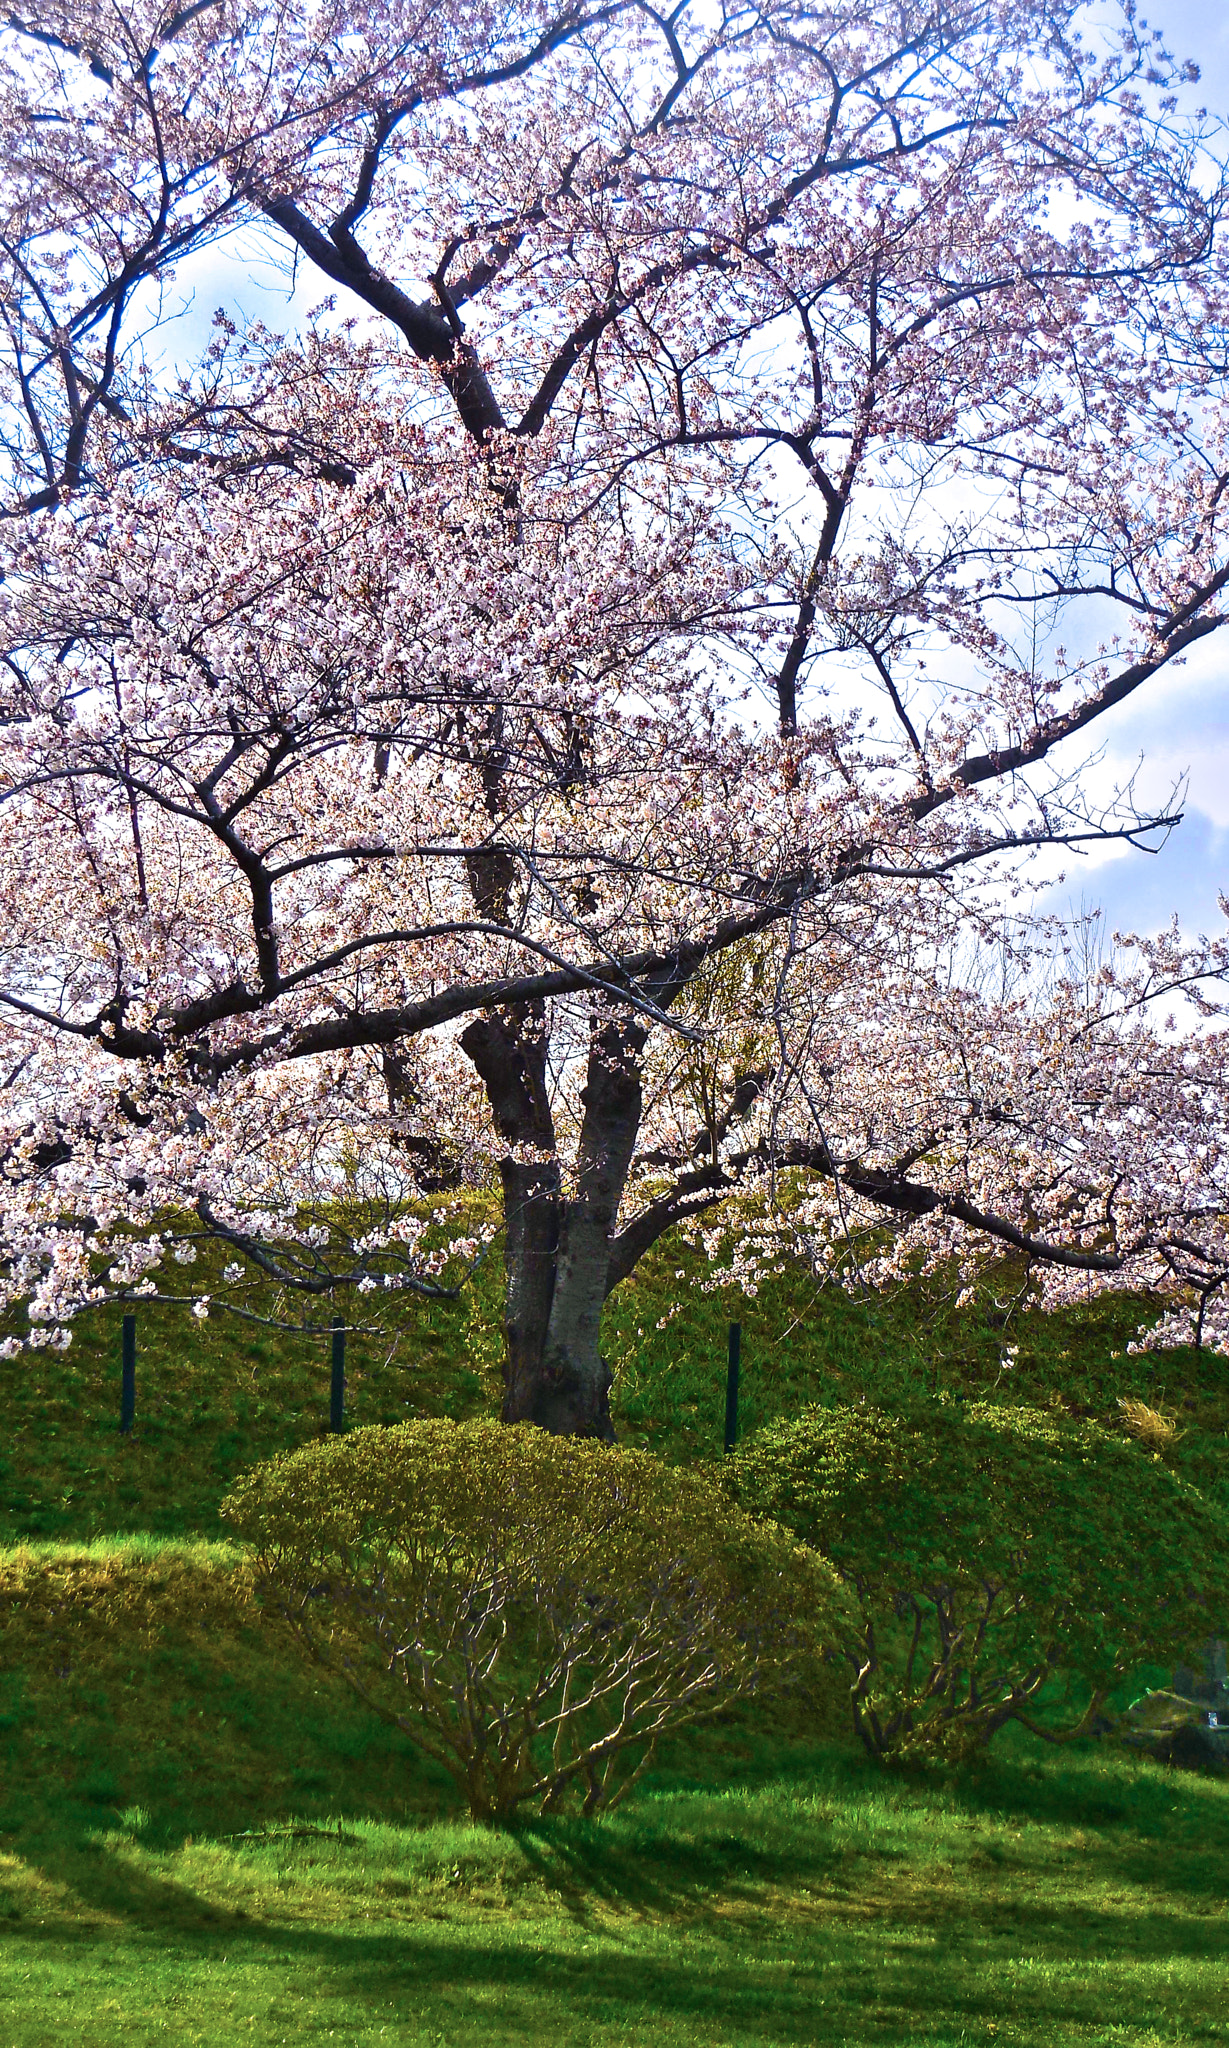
left=724, top=1322, right=741, bottom=1454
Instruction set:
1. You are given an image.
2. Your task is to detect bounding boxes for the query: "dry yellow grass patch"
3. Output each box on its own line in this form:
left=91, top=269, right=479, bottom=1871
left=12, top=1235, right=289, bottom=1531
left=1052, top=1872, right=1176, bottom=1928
left=1116, top=1395, right=1183, bottom=1449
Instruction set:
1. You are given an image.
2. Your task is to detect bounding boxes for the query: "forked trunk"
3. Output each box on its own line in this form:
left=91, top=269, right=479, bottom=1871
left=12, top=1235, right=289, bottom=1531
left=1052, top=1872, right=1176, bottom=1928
left=462, top=1008, right=645, bottom=1438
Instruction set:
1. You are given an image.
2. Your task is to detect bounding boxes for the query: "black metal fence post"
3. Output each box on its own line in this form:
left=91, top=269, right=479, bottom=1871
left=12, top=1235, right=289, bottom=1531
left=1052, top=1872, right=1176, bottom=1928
left=724, top=1321, right=741, bottom=1453
left=330, top=1316, right=346, bottom=1433
left=120, top=1314, right=136, bottom=1434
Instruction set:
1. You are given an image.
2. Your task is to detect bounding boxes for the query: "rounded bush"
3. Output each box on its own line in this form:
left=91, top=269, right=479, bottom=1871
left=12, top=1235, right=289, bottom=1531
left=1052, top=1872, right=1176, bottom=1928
left=725, top=1401, right=1229, bottom=1760
left=222, top=1419, right=841, bottom=1820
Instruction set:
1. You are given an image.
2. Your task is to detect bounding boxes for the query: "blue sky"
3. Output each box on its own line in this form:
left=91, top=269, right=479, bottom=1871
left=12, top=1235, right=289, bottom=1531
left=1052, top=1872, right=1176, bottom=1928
left=1041, top=0, right=1229, bottom=943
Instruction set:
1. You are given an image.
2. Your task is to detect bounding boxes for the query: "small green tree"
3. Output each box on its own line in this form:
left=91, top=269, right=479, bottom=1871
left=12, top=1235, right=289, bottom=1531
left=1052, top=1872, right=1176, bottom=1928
left=223, top=1420, right=840, bottom=1821
left=726, top=1402, right=1229, bottom=1760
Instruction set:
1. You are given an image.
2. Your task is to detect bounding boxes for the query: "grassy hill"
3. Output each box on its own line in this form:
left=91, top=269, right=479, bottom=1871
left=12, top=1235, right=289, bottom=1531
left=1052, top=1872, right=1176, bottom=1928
left=4, top=1224, right=1227, bottom=1542
left=3, top=1234, right=1228, bottom=2045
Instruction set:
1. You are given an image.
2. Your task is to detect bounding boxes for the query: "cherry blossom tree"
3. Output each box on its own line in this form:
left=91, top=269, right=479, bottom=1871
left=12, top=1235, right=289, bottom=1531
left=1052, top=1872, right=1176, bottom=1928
left=3, top=0, right=1229, bottom=1432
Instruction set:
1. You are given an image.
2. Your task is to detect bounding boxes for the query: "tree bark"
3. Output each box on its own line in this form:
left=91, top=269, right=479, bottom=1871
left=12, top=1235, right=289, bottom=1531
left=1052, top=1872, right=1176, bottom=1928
left=499, top=1153, right=562, bottom=1419
left=462, top=1007, right=646, bottom=1437
left=459, top=1006, right=560, bottom=1416
left=530, top=1015, right=647, bottom=1437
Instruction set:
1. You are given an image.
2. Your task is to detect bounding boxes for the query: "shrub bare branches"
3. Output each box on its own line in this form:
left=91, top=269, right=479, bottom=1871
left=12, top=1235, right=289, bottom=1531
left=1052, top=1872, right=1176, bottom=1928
left=223, top=1419, right=839, bottom=1820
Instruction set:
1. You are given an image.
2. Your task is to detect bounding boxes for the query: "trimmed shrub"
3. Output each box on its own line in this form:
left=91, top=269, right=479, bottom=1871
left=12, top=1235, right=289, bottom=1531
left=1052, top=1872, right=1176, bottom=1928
left=222, top=1419, right=841, bottom=1822
left=725, top=1401, right=1229, bottom=1760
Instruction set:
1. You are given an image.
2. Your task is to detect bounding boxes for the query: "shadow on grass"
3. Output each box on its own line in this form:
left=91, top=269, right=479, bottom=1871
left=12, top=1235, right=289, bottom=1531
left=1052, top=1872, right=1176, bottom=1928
left=6, top=1824, right=1229, bottom=2048
left=4, top=1541, right=1229, bottom=2048
left=10, top=1738, right=1229, bottom=1937
left=3, top=1725, right=1228, bottom=2048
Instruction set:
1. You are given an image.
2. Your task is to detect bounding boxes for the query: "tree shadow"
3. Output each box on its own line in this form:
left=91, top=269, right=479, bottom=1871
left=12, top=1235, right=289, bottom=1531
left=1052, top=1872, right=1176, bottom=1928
left=8, top=1834, right=1229, bottom=2048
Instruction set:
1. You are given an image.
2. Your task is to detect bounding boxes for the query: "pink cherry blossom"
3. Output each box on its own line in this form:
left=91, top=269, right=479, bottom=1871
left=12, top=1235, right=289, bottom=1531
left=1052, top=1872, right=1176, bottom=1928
left=1, top=0, right=1228, bottom=1430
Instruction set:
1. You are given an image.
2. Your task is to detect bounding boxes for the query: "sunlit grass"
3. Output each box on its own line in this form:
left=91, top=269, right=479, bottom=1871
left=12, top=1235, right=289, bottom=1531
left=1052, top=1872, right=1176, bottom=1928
left=3, top=1237, right=1228, bottom=2044
left=0, top=1533, right=243, bottom=1567
left=2, top=1745, right=1226, bottom=2045
left=1, top=1540, right=1226, bottom=2044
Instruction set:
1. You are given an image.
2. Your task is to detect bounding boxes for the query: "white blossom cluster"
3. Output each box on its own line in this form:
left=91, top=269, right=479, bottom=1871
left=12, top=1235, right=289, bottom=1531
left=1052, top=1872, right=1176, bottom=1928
left=0, top=0, right=1226, bottom=1362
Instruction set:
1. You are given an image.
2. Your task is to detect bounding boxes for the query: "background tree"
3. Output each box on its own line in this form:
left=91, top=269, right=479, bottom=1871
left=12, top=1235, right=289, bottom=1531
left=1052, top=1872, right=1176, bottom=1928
left=3, top=0, right=1229, bottom=1431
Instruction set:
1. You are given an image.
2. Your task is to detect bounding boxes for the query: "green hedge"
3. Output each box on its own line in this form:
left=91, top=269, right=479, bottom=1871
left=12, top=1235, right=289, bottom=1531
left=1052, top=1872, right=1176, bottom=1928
left=725, top=1400, right=1229, bottom=1759
left=223, top=1419, right=842, bottom=1820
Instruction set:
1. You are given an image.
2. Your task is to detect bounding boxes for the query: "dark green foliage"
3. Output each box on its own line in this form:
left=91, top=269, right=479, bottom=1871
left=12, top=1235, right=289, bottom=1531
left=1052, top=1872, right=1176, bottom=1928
left=222, top=1420, right=841, bottom=1822
left=726, top=1401, right=1229, bottom=1760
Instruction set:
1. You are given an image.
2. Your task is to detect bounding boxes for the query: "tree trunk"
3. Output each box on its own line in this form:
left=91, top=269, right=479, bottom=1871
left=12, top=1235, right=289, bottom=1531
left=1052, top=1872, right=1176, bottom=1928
left=498, top=1153, right=563, bottom=1420
left=462, top=1007, right=646, bottom=1437
left=523, top=1195, right=616, bottom=1435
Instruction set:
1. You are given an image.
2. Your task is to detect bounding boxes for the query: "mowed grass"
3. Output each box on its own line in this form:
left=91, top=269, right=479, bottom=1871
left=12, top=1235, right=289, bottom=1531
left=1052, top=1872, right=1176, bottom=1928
left=1, top=1539, right=1227, bottom=2046
left=7, top=1764, right=1229, bottom=2048
left=3, top=1235, right=1228, bottom=2043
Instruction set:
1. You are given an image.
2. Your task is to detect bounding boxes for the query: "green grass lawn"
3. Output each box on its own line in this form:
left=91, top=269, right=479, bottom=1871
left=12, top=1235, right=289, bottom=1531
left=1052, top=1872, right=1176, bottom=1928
left=2, top=1543, right=1226, bottom=2047
left=2, top=1235, right=1227, bottom=2044
left=7, top=1760, right=1229, bottom=2047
